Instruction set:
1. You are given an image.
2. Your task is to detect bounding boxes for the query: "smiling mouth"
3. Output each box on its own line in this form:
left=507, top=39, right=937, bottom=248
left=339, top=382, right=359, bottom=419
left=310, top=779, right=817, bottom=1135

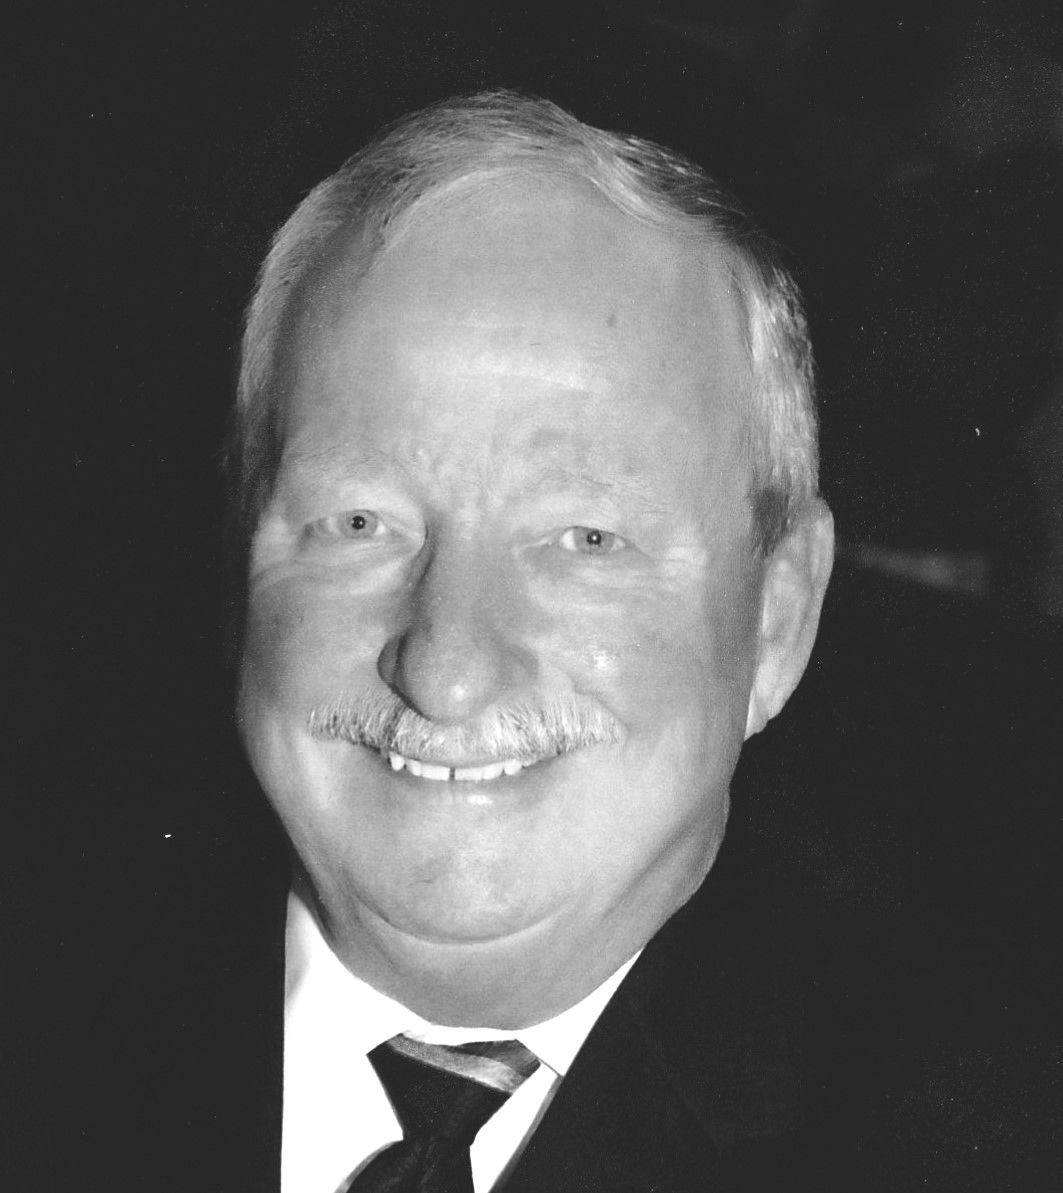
left=384, top=750, right=542, bottom=782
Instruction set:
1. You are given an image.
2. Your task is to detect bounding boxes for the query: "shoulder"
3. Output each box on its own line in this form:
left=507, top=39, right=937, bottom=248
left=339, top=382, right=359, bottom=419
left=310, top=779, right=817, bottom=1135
left=619, top=687, right=1062, bottom=1189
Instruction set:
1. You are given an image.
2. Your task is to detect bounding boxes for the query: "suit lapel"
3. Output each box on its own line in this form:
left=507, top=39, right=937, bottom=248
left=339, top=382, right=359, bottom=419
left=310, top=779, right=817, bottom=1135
left=502, top=976, right=722, bottom=1192
left=502, top=833, right=809, bottom=1192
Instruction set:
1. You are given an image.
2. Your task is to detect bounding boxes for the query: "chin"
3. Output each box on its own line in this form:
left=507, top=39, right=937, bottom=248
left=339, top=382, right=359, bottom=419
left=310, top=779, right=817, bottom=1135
left=373, top=867, right=558, bottom=947
left=392, top=908, right=541, bottom=947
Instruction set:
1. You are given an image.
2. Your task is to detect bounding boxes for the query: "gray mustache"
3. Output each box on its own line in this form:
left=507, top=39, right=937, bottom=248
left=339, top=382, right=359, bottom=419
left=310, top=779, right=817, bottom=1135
left=307, top=691, right=623, bottom=762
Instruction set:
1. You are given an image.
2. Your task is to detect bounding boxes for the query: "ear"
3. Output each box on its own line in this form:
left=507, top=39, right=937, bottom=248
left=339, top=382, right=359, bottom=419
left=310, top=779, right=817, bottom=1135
left=745, top=499, right=834, bottom=738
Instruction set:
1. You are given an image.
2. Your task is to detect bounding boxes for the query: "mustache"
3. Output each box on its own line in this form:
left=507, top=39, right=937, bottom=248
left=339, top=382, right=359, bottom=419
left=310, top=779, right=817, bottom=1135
left=307, top=690, right=624, bottom=762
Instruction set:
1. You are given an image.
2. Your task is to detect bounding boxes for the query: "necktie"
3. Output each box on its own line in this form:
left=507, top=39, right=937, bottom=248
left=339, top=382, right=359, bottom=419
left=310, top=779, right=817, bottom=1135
left=346, top=1034, right=541, bottom=1193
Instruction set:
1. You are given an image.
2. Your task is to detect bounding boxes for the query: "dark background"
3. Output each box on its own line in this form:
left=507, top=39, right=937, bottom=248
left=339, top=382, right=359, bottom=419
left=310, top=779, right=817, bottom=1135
left=9, top=0, right=1062, bottom=1163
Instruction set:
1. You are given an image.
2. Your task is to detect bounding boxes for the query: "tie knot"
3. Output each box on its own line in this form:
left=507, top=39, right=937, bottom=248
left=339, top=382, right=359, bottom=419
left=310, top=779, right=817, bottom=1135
left=369, top=1035, right=540, bottom=1146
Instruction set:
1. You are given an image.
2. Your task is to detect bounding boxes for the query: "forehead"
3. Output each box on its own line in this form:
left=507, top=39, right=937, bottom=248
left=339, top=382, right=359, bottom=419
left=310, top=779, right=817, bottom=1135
left=277, top=175, right=751, bottom=493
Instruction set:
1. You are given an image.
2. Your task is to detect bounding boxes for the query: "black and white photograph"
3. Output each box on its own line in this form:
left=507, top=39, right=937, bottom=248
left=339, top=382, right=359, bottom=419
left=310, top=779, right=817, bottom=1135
left=8, top=3, right=1062, bottom=1188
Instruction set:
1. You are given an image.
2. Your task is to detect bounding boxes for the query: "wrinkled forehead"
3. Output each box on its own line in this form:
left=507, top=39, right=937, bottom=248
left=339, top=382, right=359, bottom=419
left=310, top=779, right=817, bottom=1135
left=273, top=174, right=753, bottom=476
left=303, top=174, right=743, bottom=351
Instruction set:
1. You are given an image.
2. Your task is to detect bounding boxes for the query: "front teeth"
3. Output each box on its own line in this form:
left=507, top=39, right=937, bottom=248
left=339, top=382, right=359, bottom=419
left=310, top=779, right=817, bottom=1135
left=387, top=751, right=529, bottom=781
left=455, top=761, right=505, bottom=781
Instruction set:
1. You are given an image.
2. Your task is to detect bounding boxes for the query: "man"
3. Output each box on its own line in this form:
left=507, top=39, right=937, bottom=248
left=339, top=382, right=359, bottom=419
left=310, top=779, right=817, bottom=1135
left=227, top=89, right=832, bottom=1191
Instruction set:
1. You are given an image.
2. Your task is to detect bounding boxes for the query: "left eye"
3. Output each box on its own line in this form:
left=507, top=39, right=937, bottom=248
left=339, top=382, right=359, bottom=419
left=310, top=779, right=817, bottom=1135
left=312, top=510, right=383, bottom=539
left=557, top=526, right=626, bottom=554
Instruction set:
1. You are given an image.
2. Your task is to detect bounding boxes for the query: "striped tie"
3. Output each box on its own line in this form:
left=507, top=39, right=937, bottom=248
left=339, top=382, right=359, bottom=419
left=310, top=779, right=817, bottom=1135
left=347, top=1034, right=541, bottom=1193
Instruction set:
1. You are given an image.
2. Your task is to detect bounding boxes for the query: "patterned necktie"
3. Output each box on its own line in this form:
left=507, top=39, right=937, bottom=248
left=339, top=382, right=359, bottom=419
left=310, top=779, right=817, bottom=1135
left=346, top=1034, right=541, bottom=1193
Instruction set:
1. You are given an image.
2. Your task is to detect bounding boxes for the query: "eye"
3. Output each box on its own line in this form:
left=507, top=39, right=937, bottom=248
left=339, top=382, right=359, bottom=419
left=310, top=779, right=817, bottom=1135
left=310, top=509, right=384, bottom=540
left=557, top=526, right=626, bottom=555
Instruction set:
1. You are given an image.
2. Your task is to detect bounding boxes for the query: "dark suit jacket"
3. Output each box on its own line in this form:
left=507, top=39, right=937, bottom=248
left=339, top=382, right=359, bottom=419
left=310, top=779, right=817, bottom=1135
left=8, top=735, right=1059, bottom=1192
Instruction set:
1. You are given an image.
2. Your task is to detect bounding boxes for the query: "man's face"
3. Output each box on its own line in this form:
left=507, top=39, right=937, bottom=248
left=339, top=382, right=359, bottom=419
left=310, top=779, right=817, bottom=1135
left=238, top=176, right=767, bottom=1007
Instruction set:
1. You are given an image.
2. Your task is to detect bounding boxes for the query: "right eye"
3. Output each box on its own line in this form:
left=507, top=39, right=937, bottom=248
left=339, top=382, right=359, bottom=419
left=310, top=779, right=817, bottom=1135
left=309, top=510, right=384, bottom=540
left=556, top=525, right=627, bottom=555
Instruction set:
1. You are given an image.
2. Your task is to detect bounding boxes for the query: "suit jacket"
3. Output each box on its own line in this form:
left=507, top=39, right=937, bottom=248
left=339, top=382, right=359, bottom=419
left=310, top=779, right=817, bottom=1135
left=9, top=744, right=1059, bottom=1193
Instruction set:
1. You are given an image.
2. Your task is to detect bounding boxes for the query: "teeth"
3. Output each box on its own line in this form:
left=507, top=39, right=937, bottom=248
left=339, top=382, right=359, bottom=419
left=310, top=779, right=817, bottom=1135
left=402, top=758, right=450, bottom=780
left=386, top=752, right=529, bottom=782
left=454, top=761, right=505, bottom=782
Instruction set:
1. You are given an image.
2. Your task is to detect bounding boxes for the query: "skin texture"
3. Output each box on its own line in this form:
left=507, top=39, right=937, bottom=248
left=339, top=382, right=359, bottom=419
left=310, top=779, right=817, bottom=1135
left=237, top=174, right=833, bottom=1027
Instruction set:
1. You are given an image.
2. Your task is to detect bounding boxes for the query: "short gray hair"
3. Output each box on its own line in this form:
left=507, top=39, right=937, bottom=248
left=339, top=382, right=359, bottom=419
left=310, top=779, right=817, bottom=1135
left=230, top=90, right=819, bottom=555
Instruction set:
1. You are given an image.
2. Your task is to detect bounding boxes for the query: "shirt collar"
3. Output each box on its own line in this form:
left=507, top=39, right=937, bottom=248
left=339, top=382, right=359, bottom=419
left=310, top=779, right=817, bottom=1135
left=285, top=886, right=639, bottom=1078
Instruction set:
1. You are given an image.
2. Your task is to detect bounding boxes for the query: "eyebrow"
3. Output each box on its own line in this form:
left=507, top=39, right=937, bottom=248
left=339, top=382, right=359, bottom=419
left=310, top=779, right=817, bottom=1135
left=277, top=442, right=671, bottom=517
left=524, top=458, right=672, bottom=520
left=278, top=443, right=410, bottom=488
left=533, top=463, right=660, bottom=504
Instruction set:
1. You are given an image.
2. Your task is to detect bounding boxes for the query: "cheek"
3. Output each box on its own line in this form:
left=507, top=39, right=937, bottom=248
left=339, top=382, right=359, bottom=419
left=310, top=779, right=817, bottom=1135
left=241, top=577, right=389, bottom=708
left=542, top=579, right=757, bottom=733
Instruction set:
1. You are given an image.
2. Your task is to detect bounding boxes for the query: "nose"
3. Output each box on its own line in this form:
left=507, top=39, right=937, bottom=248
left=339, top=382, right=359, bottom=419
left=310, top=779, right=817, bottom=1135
left=377, top=540, right=536, bottom=725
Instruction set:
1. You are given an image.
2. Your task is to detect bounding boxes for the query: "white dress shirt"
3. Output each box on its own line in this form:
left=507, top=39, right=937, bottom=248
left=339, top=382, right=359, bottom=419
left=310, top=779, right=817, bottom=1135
left=282, top=888, right=639, bottom=1193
